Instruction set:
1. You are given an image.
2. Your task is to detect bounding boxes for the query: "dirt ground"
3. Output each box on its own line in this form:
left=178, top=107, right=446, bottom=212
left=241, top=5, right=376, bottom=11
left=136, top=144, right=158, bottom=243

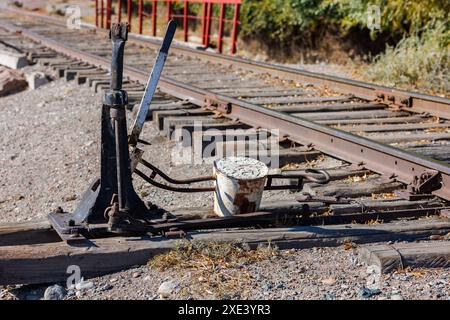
left=0, top=69, right=449, bottom=300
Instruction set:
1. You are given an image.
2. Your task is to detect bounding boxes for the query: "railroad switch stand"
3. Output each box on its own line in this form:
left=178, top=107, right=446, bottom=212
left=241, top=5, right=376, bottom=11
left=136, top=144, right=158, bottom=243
left=48, top=23, right=159, bottom=242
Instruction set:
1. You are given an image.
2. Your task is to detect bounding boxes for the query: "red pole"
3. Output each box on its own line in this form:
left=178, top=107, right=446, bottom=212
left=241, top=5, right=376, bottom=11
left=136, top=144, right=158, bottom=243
left=204, top=2, right=212, bottom=47
left=138, top=0, right=143, bottom=34
left=94, top=0, right=98, bottom=27
left=106, top=0, right=111, bottom=29
left=183, top=0, right=188, bottom=42
left=166, top=0, right=171, bottom=23
left=230, top=3, right=240, bottom=54
left=118, top=0, right=122, bottom=23
left=127, top=0, right=132, bottom=30
left=152, top=0, right=157, bottom=36
left=100, top=0, right=104, bottom=28
left=217, top=3, right=225, bottom=53
left=200, top=2, right=206, bottom=45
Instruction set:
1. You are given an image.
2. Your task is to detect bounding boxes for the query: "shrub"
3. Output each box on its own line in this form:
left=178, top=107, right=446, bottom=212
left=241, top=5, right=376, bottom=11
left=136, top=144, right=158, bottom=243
left=325, top=0, right=449, bottom=38
left=240, top=0, right=449, bottom=42
left=366, top=23, right=449, bottom=94
left=240, top=0, right=327, bottom=42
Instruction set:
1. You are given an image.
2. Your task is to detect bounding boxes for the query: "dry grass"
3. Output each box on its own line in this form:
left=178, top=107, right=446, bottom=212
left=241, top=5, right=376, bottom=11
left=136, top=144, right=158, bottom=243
left=281, top=163, right=299, bottom=170
left=433, top=117, right=442, bottom=123
left=149, top=240, right=280, bottom=271
left=364, top=24, right=449, bottom=97
left=305, top=154, right=326, bottom=167
left=281, top=155, right=328, bottom=171
left=148, top=240, right=284, bottom=298
left=371, top=192, right=397, bottom=200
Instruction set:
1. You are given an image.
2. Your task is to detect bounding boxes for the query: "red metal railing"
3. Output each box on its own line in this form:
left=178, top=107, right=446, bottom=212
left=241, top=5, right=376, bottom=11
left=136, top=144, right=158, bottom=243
left=94, top=0, right=241, bottom=54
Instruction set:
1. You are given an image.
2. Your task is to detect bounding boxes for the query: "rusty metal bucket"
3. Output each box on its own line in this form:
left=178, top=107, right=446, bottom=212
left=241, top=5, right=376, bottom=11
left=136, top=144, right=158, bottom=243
left=213, top=157, right=269, bottom=217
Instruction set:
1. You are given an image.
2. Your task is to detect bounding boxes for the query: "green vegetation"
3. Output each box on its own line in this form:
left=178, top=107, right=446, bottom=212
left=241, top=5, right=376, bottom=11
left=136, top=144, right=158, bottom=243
left=241, top=0, right=328, bottom=42
left=239, top=0, right=449, bottom=94
left=240, top=0, right=448, bottom=43
left=325, top=0, right=449, bottom=39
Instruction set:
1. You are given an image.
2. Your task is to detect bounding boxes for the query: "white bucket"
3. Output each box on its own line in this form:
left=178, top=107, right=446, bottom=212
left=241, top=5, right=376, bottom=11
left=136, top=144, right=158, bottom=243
left=213, top=157, right=269, bottom=217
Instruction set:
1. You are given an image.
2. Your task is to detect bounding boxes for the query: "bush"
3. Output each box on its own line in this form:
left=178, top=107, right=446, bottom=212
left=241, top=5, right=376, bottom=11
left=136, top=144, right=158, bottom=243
left=325, top=0, right=449, bottom=38
left=240, top=0, right=327, bottom=42
left=240, top=0, right=449, bottom=42
left=366, top=23, right=449, bottom=94
left=239, top=0, right=449, bottom=94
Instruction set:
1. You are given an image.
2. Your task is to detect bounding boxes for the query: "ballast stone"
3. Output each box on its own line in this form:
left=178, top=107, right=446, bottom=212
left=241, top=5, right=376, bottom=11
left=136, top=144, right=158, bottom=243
left=158, top=279, right=179, bottom=298
left=44, top=284, right=66, bottom=300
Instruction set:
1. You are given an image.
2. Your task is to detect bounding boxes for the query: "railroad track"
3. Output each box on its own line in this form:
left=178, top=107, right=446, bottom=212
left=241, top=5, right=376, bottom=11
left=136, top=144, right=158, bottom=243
left=1, top=9, right=450, bottom=286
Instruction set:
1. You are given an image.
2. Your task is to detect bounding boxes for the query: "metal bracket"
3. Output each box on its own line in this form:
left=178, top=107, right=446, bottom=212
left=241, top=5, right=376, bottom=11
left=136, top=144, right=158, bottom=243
left=204, top=96, right=231, bottom=114
left=409, top=171, right=441, bottom=194
left=163, top=228, right=187, bottom=239
left=375, top=90, right=412, bottom=108
left=104, top=90, right=128, bottom=106
left=395, top=171, right=441, bottom=200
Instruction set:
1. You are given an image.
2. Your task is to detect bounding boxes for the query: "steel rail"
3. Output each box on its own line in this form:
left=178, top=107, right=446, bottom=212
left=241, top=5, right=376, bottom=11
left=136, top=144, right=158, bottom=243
left=4, top=7, right=450, bottom=119
left=2, top=21, right=450, bottom=201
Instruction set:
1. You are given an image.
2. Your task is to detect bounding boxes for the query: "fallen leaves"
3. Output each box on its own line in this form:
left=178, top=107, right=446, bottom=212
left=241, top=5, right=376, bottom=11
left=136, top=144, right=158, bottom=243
left=365, top=219, right=381, bottom=225
left=340, top=173, right=373, bottom=183
left=343, top=242, right=357, bottom=250
left=371, top=192, right=397, bottom=200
